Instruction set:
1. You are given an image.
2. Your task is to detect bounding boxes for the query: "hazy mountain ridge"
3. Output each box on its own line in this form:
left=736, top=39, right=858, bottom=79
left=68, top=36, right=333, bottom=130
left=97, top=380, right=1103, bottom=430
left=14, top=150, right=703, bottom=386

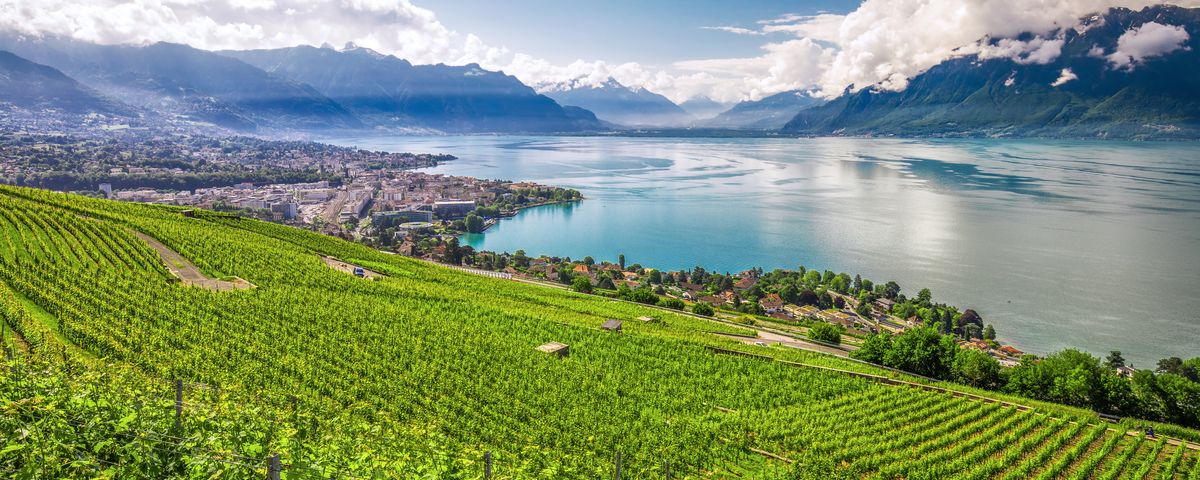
left=0, top=50, right=130, bottom=116
left=543, top=78, right=693, bottom=127
left=703, top=90, right=825, bottom=129
left=783, top=5, right=1200, bottom=139
left=0, top=36, right=360, bottom=131
left=678, top=96, right=730, bottom=120
left=223, top=45, right=603, bottom=133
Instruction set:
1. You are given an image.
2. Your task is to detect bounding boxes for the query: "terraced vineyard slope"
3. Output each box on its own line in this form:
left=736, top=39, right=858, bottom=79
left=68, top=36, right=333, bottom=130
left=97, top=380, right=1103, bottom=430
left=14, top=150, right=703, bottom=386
left=1, top=185, right=1197, bottom=479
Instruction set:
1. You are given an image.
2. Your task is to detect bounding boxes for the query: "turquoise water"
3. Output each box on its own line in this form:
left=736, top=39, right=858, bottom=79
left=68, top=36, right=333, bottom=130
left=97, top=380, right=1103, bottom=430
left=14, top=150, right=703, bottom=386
left=331, top=135, right=1200, bottom=367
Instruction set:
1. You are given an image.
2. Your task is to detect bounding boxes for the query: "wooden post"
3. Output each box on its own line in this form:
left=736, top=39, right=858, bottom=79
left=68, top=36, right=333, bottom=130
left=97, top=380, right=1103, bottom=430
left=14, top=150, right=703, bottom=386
left=664, top=461, right=670, bottom=480
left=614, top=450, right=622, bottom=480
left=483, top=451, right=493, bottom=479
left=267, top=453, right=281, bottom=480
left=174, top=379, right=183, bottom=429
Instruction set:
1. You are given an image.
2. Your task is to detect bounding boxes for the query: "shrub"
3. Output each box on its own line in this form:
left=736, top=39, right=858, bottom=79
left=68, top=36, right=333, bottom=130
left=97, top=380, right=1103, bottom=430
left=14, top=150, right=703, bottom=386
left=808, top=322, right=844, bottom=344
left=658, top=297, right=685, bottom=310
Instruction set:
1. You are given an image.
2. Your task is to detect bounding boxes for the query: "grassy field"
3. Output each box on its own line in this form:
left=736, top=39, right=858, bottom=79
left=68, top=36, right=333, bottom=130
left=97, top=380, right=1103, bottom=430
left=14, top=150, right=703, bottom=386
left=1, top=184, right=1197, bottom=479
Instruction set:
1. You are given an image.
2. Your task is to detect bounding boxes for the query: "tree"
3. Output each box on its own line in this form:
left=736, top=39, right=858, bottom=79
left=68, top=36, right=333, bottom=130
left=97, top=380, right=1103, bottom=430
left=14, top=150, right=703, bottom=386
left=802, top=270, right=822, bottom=286
left=959, top=309, right=983, bottom=328
left=832, top=296, right=845, bottom=309
left=582, top=256, right=595, bottom=266
left=648, top=269, right=663, bottom=284
left=596, top=275, right=615, bottom=290
left=557, top=268, right=573, bottom=284
left=954, top=349, right=1002, bottom=388
left=916, top=288, right=932, bottom=307
left=625, top=287, right=658, bottom=305
left=851, top=333, right=893, bottom=365
left=797, top=289, right=818, bottom=306
left=983, top=324, right=996, bottom=341
left=962, top=323, right=982, bottom=340
left=1156, top=357, right=1199, bottom=382
left=512, top=249, right=529, bottom=268
left=882, top=327, right=959, bottom=379
left=829, top=276, right=848, bottom=294
left=808, top=322, right=844, bottom=344
left=692, top=303, right=714, bottom=316
left=1106, top=350, right=1126, bottom=369
left=658, top=297, right=685, bottom=310
left=1006, top=349, right=1135, bottom=414
left=571, top=276, right=593, bottom=294
left=618, top=253, right=625, bottom=269
left=464, top=214, right=484, bottom=233
left=854, top=301, right=872, bottom=318
left=883, top=281, right=901, bottom=300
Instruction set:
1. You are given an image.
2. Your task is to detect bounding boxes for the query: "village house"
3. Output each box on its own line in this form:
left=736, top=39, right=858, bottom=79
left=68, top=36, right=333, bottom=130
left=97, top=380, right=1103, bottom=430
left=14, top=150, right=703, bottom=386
left=759, top=293, right=785, bottom=314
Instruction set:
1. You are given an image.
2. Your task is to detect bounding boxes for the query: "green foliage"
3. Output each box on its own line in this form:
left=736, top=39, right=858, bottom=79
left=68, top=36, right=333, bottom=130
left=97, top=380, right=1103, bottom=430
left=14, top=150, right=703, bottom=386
left=463, top=213, right=484, bottom=233
left=1, top=184, right=1197, bottom=478
left=657, top=297, right=685, bottom=310
left=807, top=322, right=844, bottom=345
left=1006, top=349, right=1139, bottom=417
left=570, top=275, right=592, bottom=294
left=691, top=302, right=714, bottom=316
left=953, top=348, right=1002, bottom=388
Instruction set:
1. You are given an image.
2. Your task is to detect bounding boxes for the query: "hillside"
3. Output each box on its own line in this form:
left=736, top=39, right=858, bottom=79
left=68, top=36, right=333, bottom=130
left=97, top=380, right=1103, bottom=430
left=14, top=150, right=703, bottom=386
left=0, top=36, right=357, bottom=131
left=543, top=78, right=694, bottom=127
left=0, top=50, right=130, bottom=115
left=783, top=5, right=1200, bottom=139
left=1, top=185, right=1198, bottom=478
left=703, top=90, right=824, bottom=129
left=223, top=45, right=603, bottom=133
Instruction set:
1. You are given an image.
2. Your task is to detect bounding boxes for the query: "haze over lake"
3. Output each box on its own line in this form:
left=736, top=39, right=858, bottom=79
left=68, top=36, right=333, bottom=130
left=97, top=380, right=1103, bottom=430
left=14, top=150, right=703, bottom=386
left=334, top=135, right=1200, bottom=366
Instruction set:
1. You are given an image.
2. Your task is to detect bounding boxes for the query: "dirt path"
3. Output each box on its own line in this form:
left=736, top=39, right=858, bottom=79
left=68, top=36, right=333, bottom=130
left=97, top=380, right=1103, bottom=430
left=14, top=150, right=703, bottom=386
left=717, top=330, right=852, bottom=357
left=132, top=231, right=253, bottom=291
left=322, top=256, right=384, bottom=279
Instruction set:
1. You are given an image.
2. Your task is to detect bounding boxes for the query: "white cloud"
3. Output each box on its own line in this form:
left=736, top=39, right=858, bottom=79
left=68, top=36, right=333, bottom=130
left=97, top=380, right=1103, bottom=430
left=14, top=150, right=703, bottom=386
left=1106, top=21, right=1191, bottom=69
left=3, top=0, right=1199, bottom=105
left=0, top=0, right=471, bottom=64
left=701, top=26, right=766, bottom=36
left=817, top=0, right=1123, bottom=96
left=1051, top=68, right=1078, bottom=86
left=967, top=37, right=1066, bottom=65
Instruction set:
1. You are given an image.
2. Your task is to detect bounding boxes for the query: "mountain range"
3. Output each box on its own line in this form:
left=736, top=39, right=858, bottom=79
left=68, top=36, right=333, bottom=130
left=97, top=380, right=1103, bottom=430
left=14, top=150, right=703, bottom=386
left=0, top=50, right=128, bottom=116
left=0, top=36, right=601, bottom=133
left=678, top=96, right=730, bottom=120
left=1, top=4, right=1198, bottom=138
left=542, top=78, right=694, bottom=127
left=223, top=44, right=601, bottom=133
left=783, top=5, right=1200, bottom=139
left=702, top=90, right=826, bottom=129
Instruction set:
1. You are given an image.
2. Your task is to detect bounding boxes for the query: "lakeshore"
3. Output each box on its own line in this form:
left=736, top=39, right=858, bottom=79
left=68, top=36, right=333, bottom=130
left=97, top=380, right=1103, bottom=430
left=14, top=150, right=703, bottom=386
left=336, top=134, right=1200, bottom=367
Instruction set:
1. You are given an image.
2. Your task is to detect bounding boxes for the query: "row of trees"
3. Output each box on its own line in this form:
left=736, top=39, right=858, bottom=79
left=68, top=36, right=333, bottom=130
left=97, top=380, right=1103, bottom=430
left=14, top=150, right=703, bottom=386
left=852, top=327, right=1200, bottom=427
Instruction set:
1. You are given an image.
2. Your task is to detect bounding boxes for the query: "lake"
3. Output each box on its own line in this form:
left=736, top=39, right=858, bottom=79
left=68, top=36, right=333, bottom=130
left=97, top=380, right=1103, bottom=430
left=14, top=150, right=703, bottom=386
left=331, top=135, right=1200, bottom=367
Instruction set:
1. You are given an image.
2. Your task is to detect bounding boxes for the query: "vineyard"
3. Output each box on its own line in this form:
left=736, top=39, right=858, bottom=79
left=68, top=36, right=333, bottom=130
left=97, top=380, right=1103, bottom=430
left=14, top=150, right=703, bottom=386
left=1, top=184, right=1199, bottom=479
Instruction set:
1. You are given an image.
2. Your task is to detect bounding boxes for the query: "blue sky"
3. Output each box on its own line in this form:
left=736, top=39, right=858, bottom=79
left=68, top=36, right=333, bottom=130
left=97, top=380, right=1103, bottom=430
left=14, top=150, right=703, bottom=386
left=432, top=0, right=860, bottom=66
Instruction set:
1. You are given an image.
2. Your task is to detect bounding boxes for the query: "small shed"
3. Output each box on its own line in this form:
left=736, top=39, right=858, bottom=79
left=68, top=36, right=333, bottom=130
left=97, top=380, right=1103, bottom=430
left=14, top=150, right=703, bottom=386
left=536, top=341, right=569, bottom=358
left=180, top=209, right=196, bottom=218
left=636, top=316, right=655, bottom=323
left=601, top=319, right=623, bottom=332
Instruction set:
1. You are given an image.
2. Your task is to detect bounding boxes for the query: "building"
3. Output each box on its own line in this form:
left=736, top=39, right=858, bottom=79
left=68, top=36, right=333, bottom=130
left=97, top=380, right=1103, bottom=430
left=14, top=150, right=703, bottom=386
left=372, top=210, right=433, bottom=223
left=759, top=293, right=785, bottom=314
left=433, top=200, right=476, bottom=218
left=98, top=183, right=112, bottom=199
left=271, top=201, right=298, bottom=220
